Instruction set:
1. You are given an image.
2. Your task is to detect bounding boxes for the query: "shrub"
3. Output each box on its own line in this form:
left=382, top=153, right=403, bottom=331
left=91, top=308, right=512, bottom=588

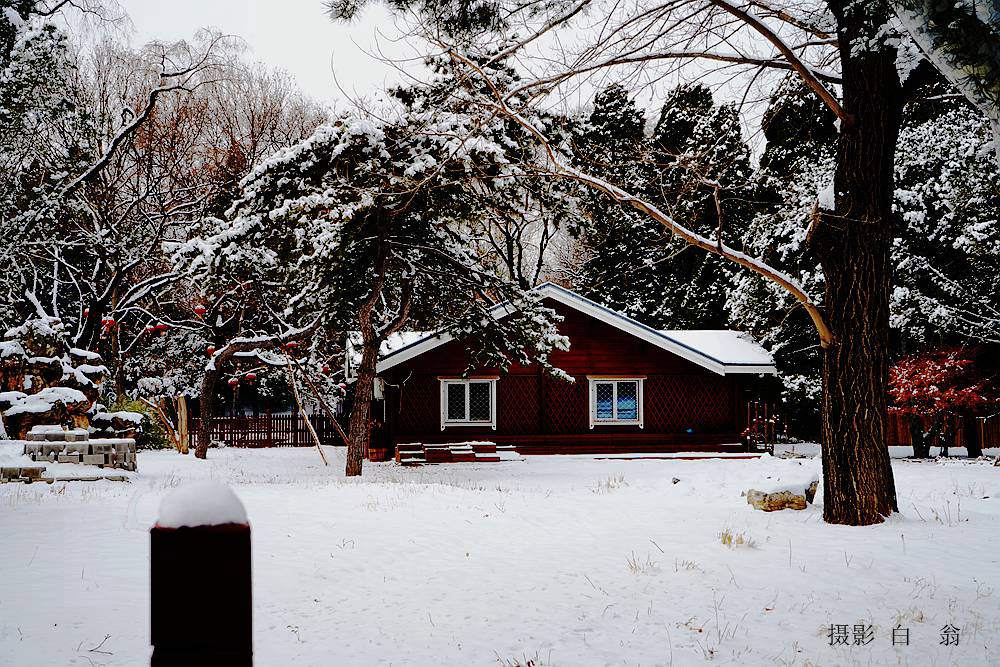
left=109, top=398, right=173, bottom=450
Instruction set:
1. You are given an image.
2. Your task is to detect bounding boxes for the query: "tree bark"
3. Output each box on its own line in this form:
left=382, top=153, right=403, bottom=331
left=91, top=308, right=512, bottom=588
left=176, top=395, right=189, bottom=454
left=812, top=2, right=900, bottom=525
left=966, top=417, right=983, bottom=458
left=344, top=226, right=413, bottom=477
left=345, top=336, right=378, bottom=476
left=908, top=415, right=931, bottom=458
left=195, top=366, right=220, bottom=459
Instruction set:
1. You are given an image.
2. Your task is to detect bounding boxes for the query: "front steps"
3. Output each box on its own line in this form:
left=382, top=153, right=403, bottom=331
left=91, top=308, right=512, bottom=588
left=395, top=442, right=519, bottom=465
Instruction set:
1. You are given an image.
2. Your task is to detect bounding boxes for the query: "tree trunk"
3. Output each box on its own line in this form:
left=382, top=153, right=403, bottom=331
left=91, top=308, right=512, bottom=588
left=195, top=367, right=220, bottom=459
left=966, top=417, right=983, bottom=458
left=345, top=338, right=379, bottom=477
left=813, top=2, right=901, bottom=525
left=177, top=395, right=189, bottom=455
left=343, top=226, right=413, bottom=477
left=908, top=415, right=931, bottom=458
left=939, top=419, right=951, bottom=458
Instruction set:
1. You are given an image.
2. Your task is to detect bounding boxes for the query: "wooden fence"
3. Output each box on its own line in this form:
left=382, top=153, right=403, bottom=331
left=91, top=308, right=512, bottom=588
left=189, top=412, right=345, bottom=449
left=980, top=413, right=1000, bottom=450
left=887, top=411, right=1000, bottom=451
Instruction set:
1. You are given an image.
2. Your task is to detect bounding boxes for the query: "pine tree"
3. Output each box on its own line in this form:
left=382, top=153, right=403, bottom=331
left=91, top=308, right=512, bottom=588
left=648, top=85, right=752, bottom=329
left=177, top=61, right=570, bottom=470
left=891, top=75, right=1000, bottom=347
left=727, top=78, right=837, bottom=432
left=569, top=84, right=752, bottom=330
left=570, top=85, right=665, bottom=321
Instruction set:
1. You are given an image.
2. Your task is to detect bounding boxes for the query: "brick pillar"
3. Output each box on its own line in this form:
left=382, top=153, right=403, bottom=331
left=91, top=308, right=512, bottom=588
left=151, top=513, right=251, bottom=664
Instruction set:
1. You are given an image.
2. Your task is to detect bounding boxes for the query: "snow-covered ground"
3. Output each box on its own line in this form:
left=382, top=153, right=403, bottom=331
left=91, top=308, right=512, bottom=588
left=1, top=445, right=998, bottom=666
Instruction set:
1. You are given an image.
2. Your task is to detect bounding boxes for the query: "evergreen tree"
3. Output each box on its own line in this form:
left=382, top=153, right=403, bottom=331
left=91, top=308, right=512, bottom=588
left=569, top=85, right=665, bottom=321
left=648, top=85, right=753, bottom=329
left=177, top=59, right=570, bottom=471
left=729, top=74, right=1000, bottom=432
left=569, top=84, right=752, bottom=329
left=727, top=78, right=837, bottom=431
left=891, top=77, right=1000, bottom=347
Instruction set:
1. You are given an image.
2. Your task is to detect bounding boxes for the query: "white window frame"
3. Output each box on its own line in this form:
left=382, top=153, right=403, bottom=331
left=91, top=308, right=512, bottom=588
left=439, top=378, right=497, bottom=430
left=588, top=376, right=644, bottom=429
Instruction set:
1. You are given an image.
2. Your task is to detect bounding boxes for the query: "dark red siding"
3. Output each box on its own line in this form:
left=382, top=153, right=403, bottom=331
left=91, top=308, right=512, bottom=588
left=379, top=299, right=746, bottom=455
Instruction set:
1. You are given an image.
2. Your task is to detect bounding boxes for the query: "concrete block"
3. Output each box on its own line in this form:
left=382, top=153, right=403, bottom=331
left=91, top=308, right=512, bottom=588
left=82, top=454, right=106, bottom=466
left=58, top=454, right=81, bottom=463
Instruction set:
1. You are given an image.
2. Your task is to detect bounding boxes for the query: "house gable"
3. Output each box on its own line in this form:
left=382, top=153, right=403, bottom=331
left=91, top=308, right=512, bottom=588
left=371, top=283, right=776, bottom=376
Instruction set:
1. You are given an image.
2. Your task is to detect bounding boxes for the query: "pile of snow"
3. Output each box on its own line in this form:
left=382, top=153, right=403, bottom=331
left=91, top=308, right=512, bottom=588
left=68, top=362, right=107, bottom=387
left=157, top=481, right=248, bottom=528
left=0, top=340, right=26, bottom=359
left=68, top=348, right=101, bottom=361
left=3, top=387, right=88, bottom=417
left=92, top=410, right=143, bottom=425
left=750, top=457, right=821, bottom=495
left=27, top=424, right=87, bottom=438
left=0, top=390, right=27, bottom=405
left=0, top=441, right=35, bottom=467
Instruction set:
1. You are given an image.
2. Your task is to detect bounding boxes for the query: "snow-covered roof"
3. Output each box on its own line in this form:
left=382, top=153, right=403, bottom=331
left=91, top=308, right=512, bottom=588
left=344, top=331, right=431, bottom=377
left=659, top=330, right=775, bottom=368
left=351, top=283, right=777, bottom=377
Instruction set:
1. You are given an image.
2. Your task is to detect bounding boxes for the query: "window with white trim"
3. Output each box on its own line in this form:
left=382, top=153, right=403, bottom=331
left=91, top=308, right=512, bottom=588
left=440, top=379, right=497, bottom=429
left=588, top=377, right=644, bottom=428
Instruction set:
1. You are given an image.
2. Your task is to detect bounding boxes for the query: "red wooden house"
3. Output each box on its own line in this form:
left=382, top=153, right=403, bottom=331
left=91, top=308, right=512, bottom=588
left=349, top=283, right=777, bottom=461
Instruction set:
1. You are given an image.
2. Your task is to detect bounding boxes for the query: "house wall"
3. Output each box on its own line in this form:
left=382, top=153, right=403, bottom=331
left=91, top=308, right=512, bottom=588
left=377, top=300, right=747, bottom=456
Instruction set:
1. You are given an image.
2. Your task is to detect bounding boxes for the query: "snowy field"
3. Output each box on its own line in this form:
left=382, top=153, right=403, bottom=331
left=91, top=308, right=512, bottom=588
left=1, top=446, right=998, bottom=666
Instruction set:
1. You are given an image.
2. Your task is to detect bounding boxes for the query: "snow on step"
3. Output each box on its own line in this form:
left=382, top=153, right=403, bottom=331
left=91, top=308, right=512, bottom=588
left=394, top=441, right=518, bottom=465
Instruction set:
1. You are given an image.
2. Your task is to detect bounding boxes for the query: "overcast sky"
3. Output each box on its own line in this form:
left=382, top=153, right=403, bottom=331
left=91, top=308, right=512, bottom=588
left=115, top=1, right=774, bottom=147
left=118, top=0, right=409, bottom=107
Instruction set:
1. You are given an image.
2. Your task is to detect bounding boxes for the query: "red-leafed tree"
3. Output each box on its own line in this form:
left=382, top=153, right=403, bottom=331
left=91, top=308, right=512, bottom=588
left=889, top=347, right=997, bottom=458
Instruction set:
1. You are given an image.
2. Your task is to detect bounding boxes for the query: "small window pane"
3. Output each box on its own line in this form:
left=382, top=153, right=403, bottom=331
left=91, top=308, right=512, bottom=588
left=468, top=382, right=491, bottom=421
left=616, top=381, right=638, bottom=420
left=446, top=383, right=466, bottom=420
left=595, top=383, right=614, bottom=419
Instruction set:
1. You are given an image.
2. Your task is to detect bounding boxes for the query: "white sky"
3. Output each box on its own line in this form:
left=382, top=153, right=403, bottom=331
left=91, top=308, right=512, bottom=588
left=118, top=0, right=410, bottom=107
left=115, top=1, right=776, bottom=148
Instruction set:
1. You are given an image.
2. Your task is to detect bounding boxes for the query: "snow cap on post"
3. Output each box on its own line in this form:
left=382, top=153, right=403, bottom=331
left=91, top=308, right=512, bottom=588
left=156, top=480, right=248, bottom=528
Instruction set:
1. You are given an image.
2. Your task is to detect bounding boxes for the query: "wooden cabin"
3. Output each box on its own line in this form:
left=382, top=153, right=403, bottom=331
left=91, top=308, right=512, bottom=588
left=349, top=283, right=777, bottom=460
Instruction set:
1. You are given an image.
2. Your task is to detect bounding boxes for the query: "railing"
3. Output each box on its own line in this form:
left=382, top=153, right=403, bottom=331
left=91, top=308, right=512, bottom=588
left=743, top=401, right=784, bottom=454
left=189, top=412, right=345, bottom=449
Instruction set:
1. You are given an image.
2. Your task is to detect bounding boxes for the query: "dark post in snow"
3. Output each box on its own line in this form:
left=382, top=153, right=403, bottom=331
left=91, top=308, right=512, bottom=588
left=151, top=481, right=252, bottom=666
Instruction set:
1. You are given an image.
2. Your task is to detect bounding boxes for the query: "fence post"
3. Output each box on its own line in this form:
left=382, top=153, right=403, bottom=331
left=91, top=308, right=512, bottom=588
left=151, top=482, right=252, bottom=665
left=176, top=396, right=189, bottom=455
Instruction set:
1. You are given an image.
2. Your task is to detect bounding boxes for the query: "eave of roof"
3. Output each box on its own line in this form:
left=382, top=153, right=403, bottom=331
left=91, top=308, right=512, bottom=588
left=364, top=282, right=777, bottom=376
